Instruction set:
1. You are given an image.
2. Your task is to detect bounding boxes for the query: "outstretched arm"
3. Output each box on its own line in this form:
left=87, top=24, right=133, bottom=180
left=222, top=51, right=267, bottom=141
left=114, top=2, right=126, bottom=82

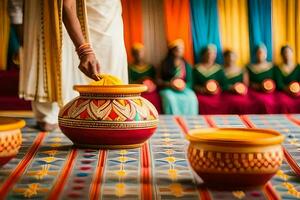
left=63, top=0, right=100, bottom=80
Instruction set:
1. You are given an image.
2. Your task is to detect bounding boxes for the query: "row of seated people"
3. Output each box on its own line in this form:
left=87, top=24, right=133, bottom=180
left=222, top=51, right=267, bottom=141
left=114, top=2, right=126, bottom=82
left=128, top=40, right=300, bottom=115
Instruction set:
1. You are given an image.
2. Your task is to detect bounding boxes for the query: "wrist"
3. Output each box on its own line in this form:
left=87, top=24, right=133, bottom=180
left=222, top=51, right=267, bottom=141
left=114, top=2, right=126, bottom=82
left=76, top=43, right=95, bottom=59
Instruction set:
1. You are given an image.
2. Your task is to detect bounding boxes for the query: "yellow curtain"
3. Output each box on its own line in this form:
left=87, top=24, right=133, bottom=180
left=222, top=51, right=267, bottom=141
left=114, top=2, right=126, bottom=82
left=272, top=0, right=300, bottom=64
left=0, top=0, right=10, bottom=70
left=218, top=0, right=250, bottom=67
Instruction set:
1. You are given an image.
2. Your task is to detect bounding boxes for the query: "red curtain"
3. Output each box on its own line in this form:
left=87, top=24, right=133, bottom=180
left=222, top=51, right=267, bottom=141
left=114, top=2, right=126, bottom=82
left=163, top=0, right=194, bottom=64
left=121, top=0, right=143, bottom=63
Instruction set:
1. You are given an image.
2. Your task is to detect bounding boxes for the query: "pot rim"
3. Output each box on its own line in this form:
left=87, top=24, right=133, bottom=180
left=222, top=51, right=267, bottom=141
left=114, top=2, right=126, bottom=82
left=0, top=117, right=25, bottom=132
left=186, top=128, right=284, bottom=146
left=74, top=84, right=147, bottom=94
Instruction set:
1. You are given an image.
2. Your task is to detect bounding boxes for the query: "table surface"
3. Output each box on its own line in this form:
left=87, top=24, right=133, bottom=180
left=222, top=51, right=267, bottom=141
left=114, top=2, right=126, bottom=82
left=1, top=114, right=300, bottom=200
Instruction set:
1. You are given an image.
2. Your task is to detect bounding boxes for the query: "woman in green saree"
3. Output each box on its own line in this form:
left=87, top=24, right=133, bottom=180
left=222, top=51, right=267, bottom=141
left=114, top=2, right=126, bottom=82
left=159, top=39, right=198, bottom=115
left=193, top=44, right=228, bottom=114
left=247, top=44, right=278, bottom=114
left=128, top=43, right=161, bottom=113
left=222, top=50, right=255, bottom=114
left=275, top=45, right=300, bottom=113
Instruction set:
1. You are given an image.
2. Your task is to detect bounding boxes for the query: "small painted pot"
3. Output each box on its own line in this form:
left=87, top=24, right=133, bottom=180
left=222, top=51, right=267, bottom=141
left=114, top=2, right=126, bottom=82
left=262, top=79, right=275, bottom=93
left=186, top=128, right=284, bottom=188
left=0, top=117, right=24, bottom=166
left=58, top=84, right=159, bottom=149
left=288, top=81, right=300, bottom=96
left=205, top=80, right=220, bottom=95
left=234, top=82, right=248, bottom=95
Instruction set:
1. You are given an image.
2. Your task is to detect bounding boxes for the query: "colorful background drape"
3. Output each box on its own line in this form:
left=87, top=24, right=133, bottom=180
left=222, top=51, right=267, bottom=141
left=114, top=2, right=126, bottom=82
left=121, top=0, right=143, bottom=63
left=163, top=0, right=194, bottom=64
left=272, top=0, right=300, bottom=64
left=248, top=0, right=272, bottom=62
left=3, top=0, right=300, bottom=70
left=190, top=0, right=223, bottom=64
left=218, top=0, right=250, bottom=67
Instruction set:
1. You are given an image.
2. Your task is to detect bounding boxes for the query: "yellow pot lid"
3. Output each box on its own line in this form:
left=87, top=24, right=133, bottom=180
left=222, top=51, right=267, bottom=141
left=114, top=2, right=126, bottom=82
left=0, top=117, right=26, bottom=131
left=187, top=128, right=284, bottom=146
left=74, top=84, right=148, bottom=94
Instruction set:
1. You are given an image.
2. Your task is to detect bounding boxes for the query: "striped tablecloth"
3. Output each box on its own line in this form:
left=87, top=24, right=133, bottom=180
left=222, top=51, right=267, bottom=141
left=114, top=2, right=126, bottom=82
left=1, top=115, right=300, bottom=199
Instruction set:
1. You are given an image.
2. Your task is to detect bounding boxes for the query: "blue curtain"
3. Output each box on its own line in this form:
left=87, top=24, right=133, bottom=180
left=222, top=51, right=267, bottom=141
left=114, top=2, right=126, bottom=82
left=190, top=0, right=223, bottom=64
left=248, top=0, right=272, bottom=62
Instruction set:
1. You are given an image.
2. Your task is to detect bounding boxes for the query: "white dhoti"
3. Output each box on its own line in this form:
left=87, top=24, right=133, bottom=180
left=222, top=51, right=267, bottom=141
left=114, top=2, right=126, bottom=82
left=21, top=0, right=128, bottom=124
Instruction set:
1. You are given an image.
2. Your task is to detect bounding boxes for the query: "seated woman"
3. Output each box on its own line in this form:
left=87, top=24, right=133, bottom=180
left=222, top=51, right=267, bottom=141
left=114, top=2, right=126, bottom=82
left=247, top=44, right=278, bottom=114
left=193, top=44, right=228, bottom=114
left=159, top=39, right=198, bottom=115
left=128, top=43, right=161, bottom=113
left=222, top=50, right=255, bottom=114
left=275, top=45, right=300, bottom=113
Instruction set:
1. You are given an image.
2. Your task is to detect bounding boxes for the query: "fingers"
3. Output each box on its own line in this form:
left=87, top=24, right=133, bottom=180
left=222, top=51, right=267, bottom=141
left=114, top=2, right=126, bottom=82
left=89, top=61, right=100, bottom=81
left=78, top=64, right=89, bottom=78
left=78, top=55, right=101, bottom=81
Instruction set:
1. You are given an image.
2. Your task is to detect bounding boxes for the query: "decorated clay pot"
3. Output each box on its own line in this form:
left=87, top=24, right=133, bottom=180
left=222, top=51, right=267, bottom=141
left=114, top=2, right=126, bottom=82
left=58, top=84, right=159, bottom=149
left=262, top=79, right=275, bottom=93
left=205, top=80, right=220, bottom=95
left=288, top=81, right=300, bottom=96
left=186, top=128, right=284, bottom=188
left=234, top=82, right=248, bottom=95
left=0, top=118, right=24, bottom=166
left=171, top=78, right=186, bottom=91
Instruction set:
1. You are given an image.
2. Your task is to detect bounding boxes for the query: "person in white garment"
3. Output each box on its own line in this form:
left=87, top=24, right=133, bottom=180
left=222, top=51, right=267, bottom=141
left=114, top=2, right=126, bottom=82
left=19, top=0, right=128, bottom=131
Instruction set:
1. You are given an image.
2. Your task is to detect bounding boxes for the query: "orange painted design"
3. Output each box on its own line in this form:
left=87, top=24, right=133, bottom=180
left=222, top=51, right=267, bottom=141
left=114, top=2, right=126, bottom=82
left=0, top=132, right=46, bottom=198
left=60, top=98, right=158, bottom=122
left=163, top=0, right=194, bottom=64
left=47, top=149, right=78, bottom=199
left=188, top=146, right=283, bottom=174
left=0, top=129, right=22, bottom=159
left=121, top=0, right=143, bottom=62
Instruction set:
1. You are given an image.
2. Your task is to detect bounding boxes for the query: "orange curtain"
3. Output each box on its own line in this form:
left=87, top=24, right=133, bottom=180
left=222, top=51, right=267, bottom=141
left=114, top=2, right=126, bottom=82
left=163, top=0, right=194, bottom=64
left=121, top=0, right=143, bottom=63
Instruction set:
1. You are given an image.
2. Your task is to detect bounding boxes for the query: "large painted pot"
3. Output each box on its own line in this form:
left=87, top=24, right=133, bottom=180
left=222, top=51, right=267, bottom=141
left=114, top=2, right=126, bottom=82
left=58, top=84, right=159, bottom=149
left=186, top=128, right=284, bottom=188
left=0, top=118, right=24, bottom=166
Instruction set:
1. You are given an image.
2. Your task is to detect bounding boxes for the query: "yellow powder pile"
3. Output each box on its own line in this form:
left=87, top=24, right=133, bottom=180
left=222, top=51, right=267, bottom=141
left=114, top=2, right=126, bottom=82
left=89, top=74, right=123, bottom=86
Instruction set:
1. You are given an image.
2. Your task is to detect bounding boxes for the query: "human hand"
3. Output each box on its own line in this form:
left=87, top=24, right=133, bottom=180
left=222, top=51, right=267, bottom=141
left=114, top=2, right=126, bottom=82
left=78, top=54, right=100, bottom=81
